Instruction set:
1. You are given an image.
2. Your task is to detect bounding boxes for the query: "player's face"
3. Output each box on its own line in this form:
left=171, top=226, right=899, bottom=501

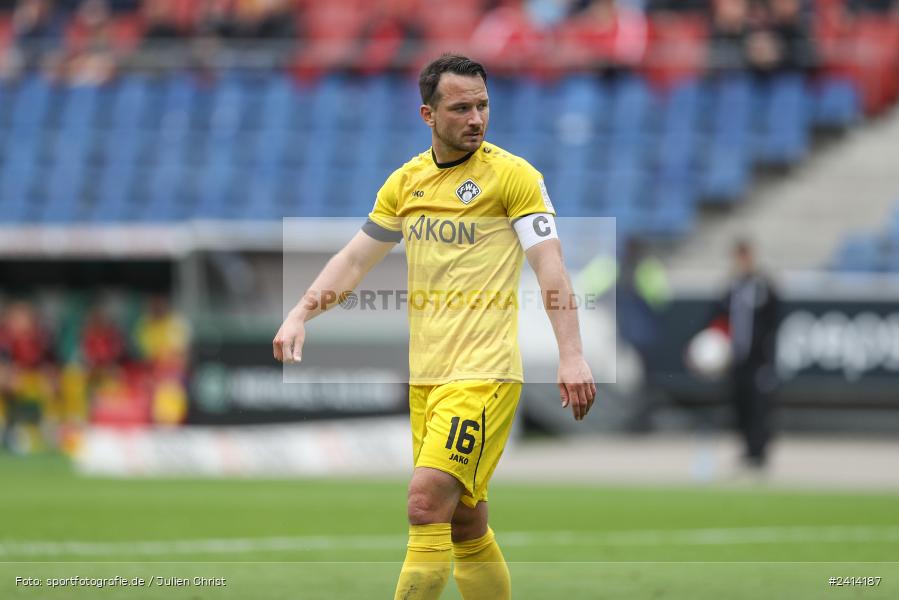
left=423, top=73, right=489, bottom=156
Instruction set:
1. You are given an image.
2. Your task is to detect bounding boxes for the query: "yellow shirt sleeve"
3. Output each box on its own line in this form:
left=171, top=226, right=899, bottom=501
left=502, top=160, right=556, bottom=220
left=368, top=168, right=403, bottom=233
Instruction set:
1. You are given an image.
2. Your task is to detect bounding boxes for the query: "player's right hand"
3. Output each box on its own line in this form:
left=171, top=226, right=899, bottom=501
left=557, top=355, right=596, bottom=421
left=273, top=311, right=306, bottom=363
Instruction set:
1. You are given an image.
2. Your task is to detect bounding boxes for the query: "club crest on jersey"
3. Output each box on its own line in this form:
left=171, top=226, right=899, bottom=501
left=455, top=179, right=481, bottom=205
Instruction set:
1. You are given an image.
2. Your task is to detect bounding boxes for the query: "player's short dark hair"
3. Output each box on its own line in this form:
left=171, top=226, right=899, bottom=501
left=419, top=54, right=487, bottom=107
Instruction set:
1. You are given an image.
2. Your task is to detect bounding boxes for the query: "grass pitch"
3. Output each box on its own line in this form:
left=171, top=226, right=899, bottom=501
left=1, top=453, right=897, bottom=599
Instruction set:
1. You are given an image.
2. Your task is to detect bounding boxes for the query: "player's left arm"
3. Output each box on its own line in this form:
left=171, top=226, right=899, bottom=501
left=526, top=237, right=597, bottom=421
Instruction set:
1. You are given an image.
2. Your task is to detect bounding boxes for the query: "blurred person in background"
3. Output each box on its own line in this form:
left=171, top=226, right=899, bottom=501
left=712, top=239, right=781, bottom=471
left=135, top=295, right=190, bottom=426
left=848, top=0, right=899, bottom=14
left=615, top=238, right=671, bottom=373
left=72, top=302, right=127, bottom=429
left=709, top=0, right=816, bottom=76
left=0, top=300, right=58, bottom=453
left=741, top=0, right=816, bottom=75
left=232, top=0, right=297, bottom=40
left=0, top=0, right=64, bottom=80
left=559, top=0, right=648, bottom=75
left=470, top=0, right=544, bottom=74
left=64, top=0, right=117, bottom=84
left=580, top=237, right=670, bottom=431
left=351, top=0, right=423, bottom=75
left=708, top=0, right=752, bottom=73
left=134, top=294, right=189, bottom=370
left=80, top=304, right=126, bottom=377
left=192, top=0, right=299, bottom=72
left=141, top=0, right=184, bottom=41
left=767, top=0, right=817, bottom=73
left=133, top=0, right=187, bottom=73
left=646, top=0, right=710, bottom=13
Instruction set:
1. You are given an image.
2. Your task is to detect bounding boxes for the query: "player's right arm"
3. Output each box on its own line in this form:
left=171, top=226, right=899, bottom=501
left=272, top=230, right=396, bottom=363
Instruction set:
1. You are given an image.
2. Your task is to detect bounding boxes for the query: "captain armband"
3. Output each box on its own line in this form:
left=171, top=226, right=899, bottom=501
left=513, top=213, right=558, bottom=251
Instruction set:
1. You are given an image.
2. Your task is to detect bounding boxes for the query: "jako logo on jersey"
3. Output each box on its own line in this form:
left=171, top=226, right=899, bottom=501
left=455, top=179, right=481, bottom=205
left=408, top=215, right=477, bottom=245
left=411, top=190, right=425, bottom=198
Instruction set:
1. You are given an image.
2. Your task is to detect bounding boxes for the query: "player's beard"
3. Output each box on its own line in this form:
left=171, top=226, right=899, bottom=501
left=434, top=118, right=483, bottom=155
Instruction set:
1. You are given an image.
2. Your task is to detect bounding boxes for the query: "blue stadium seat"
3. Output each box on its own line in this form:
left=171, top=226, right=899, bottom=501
left=607, top=139, right=646, bottom=173
left=244, top=167, right=290, bottom=220
left=648, top=174, right=696, bottom=236
left=701, top=75, right=752, bottom=201
left=49, top=130, right=94, bottom=167
left=194, top=154, right=240, bottom=220
left=246, top=127, right=292, bottom=170
left=559, top=76, right=607, bottom=117
left=663, top=79, right=703, bottom=132
left=492, top=78, right=546, bottom=133
left=505, top=130, right=553, bottom=169
left=149, top=127, right=189, bottom=168
left=603, top=169, right=645, bottom=211
left=883, top=243, right=899, bottom=272
left=309, top=75, right=349, bottom=134
left=832, top=235, right=883, bottom=272
left=350, top=166, right=390, bottom=217
left=3, top=132, right=44, bottom=172
left=110, top=75, right=157, bottom=130
left=814, top=78, right=861, bottom=128
left=392, top=78, right=424, bottom=132
left=88, top=162, right=135, bottom=222
left=656, top=129, right=696, bottom=180
left=700, top=147, right=750, bottom=201
left=208, top=72, right=247, bottom=135
left=0, top=80, right=11, bottom=131
left=0, top=159, right=39, bottom=223
left=158, top=75, right=196, bottom=134
left=756, top=74, right=809, bottom=165
left=609, top=76, right=651, bottom=138
left=9, top=75, right=53, bottom=132
left=890, top=206, right=899, bottom=240
left=59, top=84, right=100, bottom=135
left=657, top=80, right=701, bottom=179
left=141, top=164, right=189, bottom=222
left=38, top=161, right=88, bottom=223
left=548, top=164, right=592, bottom=214
left=100, top=127, right=149, bottom=169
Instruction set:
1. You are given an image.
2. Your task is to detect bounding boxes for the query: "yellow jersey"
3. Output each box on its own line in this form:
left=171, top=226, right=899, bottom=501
left=365, top=141, right=555, bottom=385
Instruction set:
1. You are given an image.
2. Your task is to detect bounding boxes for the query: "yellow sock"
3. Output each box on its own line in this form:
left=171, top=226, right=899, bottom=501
left=452, top=527, right=511, bottom=600
left=394, top=523, right=453, bottom=600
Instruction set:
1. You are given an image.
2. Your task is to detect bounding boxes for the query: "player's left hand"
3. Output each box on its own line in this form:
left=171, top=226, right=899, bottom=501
left=558, top=355, right=596, bottom=421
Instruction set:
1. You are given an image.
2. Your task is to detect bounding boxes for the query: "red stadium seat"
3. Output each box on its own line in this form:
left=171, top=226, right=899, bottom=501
left=642, top=14, right=708, bottom=90
left=0, top=12, right=11, bottom=51
left=293, top=0, right=367, bottom=78
left=171, top=0, right=202, bottom=32
left=839, top=17, right=899, bottom=115
left=815, top=2, right=899, bottom=116
left=303, top=0, right=367, bottom=40
left=419, top=2, right=480, bottom=42
left=111, top=14, right=143, bottom=52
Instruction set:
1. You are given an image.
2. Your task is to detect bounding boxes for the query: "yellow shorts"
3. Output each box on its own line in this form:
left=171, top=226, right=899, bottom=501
left=409, top=380, right=521, bottom=509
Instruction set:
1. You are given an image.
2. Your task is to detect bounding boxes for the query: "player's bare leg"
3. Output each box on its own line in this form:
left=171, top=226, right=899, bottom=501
left=451, top=501, right=487, bottom=542
left=394, top=467, right=462, bottom=600
left=451, top=501, right=511, bottom=600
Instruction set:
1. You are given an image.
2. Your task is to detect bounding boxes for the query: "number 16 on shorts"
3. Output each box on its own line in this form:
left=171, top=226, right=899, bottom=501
left=446, top=417, right=479, bottom=463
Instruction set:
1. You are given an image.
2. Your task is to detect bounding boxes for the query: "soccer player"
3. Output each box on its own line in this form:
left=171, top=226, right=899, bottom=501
left=273, top=54, right=596, bottom=600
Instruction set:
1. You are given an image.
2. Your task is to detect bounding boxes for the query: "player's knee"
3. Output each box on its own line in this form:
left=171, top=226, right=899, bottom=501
left=407, top=489, right=443, bottom=525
